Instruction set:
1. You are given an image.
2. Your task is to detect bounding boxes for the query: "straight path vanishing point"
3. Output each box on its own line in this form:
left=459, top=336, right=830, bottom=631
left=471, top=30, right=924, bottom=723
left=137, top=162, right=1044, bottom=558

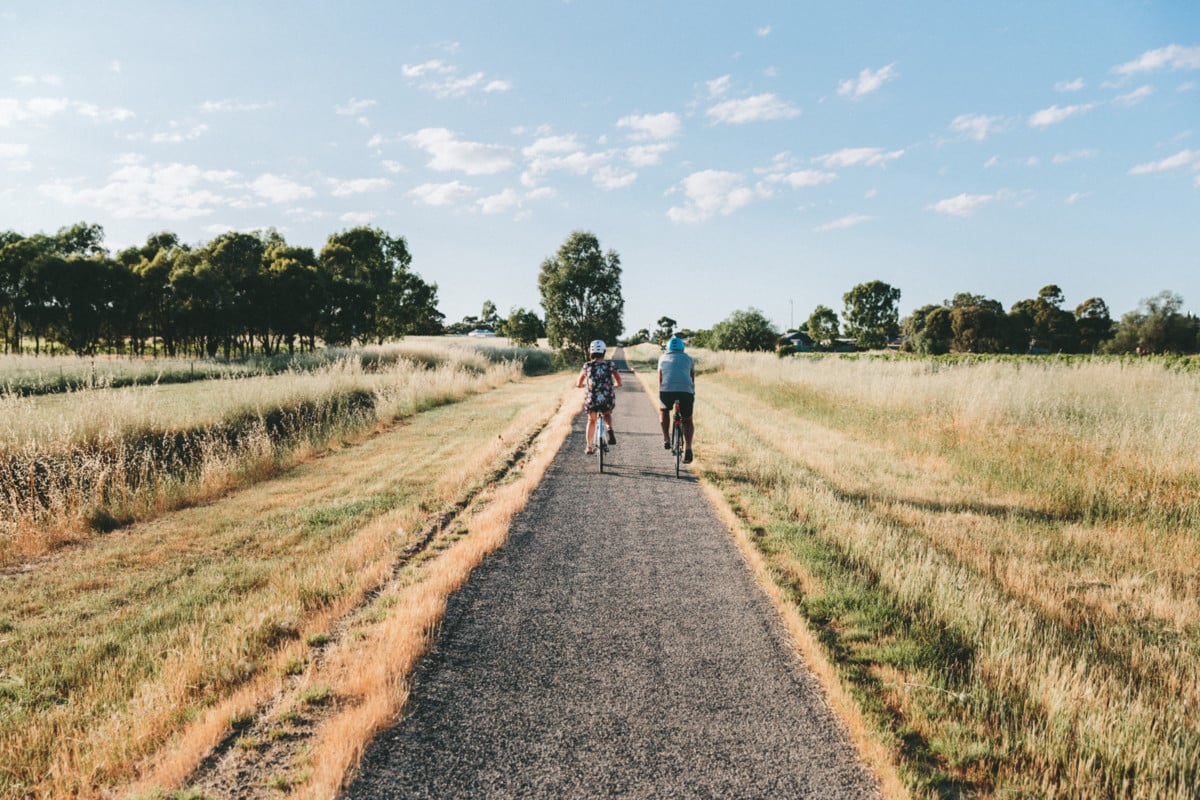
left=344, top=352, right=880, bottom=799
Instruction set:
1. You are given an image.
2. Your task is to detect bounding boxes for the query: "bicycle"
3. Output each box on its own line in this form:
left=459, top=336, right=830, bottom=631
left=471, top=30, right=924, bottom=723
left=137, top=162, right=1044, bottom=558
left=669, top=400, right=684, bottom=477
left=594, top=412, right=609, bottom=472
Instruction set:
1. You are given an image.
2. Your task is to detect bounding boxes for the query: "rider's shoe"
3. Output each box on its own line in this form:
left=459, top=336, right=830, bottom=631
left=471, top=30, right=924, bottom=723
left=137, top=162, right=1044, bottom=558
left=585, top=447, right=594, bottom=455
left=608, top=431, right=616, bottom=445
left=683, top=449, right=694, bottom=464
left=663, top=440, right=671, bottom=450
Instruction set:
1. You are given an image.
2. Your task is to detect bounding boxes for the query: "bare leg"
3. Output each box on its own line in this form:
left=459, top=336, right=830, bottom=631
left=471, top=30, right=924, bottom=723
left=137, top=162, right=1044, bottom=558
left=585, top=411, right=597, bottom=452
left=683, top=418, right=695, bottom=450
left=601, top=411, right=615, bottom=441
left=659, top=408, right=670, bottom=442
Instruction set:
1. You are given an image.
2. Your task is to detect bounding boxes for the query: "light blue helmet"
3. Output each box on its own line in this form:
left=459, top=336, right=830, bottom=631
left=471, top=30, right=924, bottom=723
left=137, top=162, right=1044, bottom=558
left=667, top=336, right=685, bottom=352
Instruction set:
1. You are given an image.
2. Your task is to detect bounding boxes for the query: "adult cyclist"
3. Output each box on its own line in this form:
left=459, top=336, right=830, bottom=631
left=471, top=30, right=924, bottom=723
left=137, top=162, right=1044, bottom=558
left=658, top=336, right=695, bottom=463
left=576, top=339, right=622, bottom=455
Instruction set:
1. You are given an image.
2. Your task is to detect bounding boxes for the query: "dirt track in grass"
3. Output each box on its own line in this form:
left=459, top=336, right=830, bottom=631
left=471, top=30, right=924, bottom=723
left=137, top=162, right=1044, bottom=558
left=342, top=351, right=880, bottom=799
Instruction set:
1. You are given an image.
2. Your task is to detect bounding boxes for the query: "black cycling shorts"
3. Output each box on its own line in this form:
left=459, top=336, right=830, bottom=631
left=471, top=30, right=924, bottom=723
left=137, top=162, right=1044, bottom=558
left=659, top=391, right=694, bottom=419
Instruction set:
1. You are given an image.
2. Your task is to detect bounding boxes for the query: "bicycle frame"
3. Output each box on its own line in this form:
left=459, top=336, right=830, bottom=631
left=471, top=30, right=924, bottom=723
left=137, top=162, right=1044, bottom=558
left=670, top=401, right=684, bottom=477
left=594, top=412, right=608, bottom=472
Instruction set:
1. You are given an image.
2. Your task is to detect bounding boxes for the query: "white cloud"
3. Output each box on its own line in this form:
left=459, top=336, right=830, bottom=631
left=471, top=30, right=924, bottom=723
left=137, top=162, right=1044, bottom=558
left=813, top=147, right=904, bottom=168
left=617, top=112, right=681, bottom=140
left=519, top=133, right=612, bottom=186
left=402, top=60, right=454, bottom=78
left=1113, top=44, right=1200, bottom=76
left=815, top=213, right=873, bottom=231
left=0, top=141, right=31, bottom=171
left=408, top=180, right=476, bottom=206
left=950, top=113, right=1003, bottom=141
left=340, top=211, right=377, bottom=224
left=929, top=192, right=997, bottom=217
left=249, top=173, right=316, bottom=203
left=1114, top=85, right=1154, bottom=106
left=1128, top=149, right=1200, bottom=175
left=401, top=60, right=510, bottom=98
left=756, top=26, right=771, bottom=37
left=523, top=134, right=583, bottom=157
left=667, top=169, right=769, bottom=223
left=150, top=123, right=209, bottom=144
left=330, top=177, right=392, bottom=196
left=201, top=99, right=271, bottom=113
left=477, top=188, right=521, bottom=215
left=1065, top=192, right=1090, bottom=204
left=707, top=93, right=800, bottom=124
left=984, top=155, right=1000, bottom=168
left=767, top=169, right=837, bottom=188
left=593, top=166, right=637, bottom=190
left=39, top=158, right=240, bottom=219
left=1, top=97, right=134, bottom=126
left=1028, top=102, right=1098, bottom=127
left=838, top=63, right=898, bottom=98
left=1055, top=78, right=1085, bottom=92
left=381, top=160, right=405, bottom=173
left=336, top=98, right=377, bottom=116
left=403, top=127, right=513, bottom=175
left=626, top=142, right=674, bottom=167
left=13, top=74, right=63, bottom=87
left=1053, top=149, right=1099, bottom=164
left=706, top=75, right=732, bottom=97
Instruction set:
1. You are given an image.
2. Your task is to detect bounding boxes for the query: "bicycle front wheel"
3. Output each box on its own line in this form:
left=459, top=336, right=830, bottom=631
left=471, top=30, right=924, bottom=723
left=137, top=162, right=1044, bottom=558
left=673, top=424, right=682, bottom=478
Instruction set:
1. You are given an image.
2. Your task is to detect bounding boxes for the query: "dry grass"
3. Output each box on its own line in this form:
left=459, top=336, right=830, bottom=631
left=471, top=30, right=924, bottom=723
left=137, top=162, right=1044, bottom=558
left=0, top=373, right=568, bottom=800
left=0, top=342, right=533, bottom=565
left=687, top=352, right=1200, bottom=799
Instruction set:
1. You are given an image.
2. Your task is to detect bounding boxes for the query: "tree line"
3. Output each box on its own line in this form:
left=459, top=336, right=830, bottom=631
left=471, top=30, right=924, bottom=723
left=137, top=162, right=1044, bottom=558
left=0, top=222, right=443, bottom=357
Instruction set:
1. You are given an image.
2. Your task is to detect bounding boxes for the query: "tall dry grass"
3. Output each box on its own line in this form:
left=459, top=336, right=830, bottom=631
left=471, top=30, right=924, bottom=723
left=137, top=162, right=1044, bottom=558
left=695, top=352, right=1200, bottom=798
left=0, top=342, right=533, bottom=565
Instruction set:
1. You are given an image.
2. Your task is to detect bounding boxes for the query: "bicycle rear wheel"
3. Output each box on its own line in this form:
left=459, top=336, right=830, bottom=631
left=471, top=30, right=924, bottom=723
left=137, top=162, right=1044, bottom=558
left=672, top=418, right=683, bottom=478
left=596, top=416, right=606, bottom=473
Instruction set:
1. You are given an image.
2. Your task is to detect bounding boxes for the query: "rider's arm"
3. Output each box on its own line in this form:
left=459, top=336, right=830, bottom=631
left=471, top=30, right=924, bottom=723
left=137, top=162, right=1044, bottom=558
left=575, top=367, right=587, bottom=389
left=612, top=362, right=622, bottom=387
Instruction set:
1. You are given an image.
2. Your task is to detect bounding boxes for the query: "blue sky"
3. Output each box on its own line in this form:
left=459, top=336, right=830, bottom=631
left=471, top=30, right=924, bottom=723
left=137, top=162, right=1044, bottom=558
left=1, top=1, right=1198, bottom=334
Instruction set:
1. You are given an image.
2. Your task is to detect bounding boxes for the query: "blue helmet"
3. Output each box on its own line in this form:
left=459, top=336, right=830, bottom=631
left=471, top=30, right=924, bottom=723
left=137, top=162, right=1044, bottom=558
left=667, top=336, right=685, bottom=352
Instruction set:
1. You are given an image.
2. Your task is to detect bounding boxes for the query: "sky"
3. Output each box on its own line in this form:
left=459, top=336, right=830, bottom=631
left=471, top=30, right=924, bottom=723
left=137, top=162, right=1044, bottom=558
left=1, top=1, right=1198, bottom=335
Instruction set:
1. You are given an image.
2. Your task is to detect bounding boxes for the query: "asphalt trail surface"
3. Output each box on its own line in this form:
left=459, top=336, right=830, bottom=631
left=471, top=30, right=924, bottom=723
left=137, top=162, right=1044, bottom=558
left=344, top=352, right=880, bottom=799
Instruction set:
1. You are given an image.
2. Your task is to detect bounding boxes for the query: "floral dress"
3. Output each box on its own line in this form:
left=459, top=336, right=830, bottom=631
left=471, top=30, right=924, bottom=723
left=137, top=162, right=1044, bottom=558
left=580, top=360, right=617, bottom=412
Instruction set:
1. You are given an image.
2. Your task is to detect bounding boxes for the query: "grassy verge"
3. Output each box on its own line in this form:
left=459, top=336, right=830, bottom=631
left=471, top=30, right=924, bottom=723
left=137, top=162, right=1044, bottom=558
left=1, top=341, right=547, bottom=565
left=685, top=353, right=1199, bottom=799
left=0, top=373, right=569, bottom=799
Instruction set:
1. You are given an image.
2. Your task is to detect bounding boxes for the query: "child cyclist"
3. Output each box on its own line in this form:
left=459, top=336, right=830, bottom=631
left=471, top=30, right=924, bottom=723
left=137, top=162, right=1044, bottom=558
left=576, top=339, right=621, bottom=455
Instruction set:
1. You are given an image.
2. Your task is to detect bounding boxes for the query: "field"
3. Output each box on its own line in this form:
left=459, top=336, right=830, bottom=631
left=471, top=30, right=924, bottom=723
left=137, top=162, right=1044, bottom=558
left=0, top=339, right=571, bottom=799
left=641, top=347, right=1200, bottom=799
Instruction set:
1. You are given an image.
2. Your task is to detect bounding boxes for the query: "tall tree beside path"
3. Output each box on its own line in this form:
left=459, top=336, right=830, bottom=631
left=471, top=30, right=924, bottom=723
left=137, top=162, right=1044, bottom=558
left=537, top=230, right=624, bottom=359
left=842, top=279, right=901, bottom=350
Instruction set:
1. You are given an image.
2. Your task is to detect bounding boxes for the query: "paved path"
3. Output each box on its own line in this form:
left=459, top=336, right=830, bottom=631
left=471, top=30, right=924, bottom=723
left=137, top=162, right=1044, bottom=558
left=343, top=353, right=879, bottom=799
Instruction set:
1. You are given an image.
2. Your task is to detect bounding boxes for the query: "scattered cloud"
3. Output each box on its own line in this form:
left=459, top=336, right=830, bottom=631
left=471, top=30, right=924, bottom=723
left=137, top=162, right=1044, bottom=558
left=249, top=173, right=316, bottom=203
left=707, top=93, right=800, bottom=124
left=593, top=165, right=637, bottom=190
left=381, top=160, right=405, bottom=173
left=403, top=127, right=514, bottom=175
left=150, top=123, right=209, bottom=144
left=340, top=211, right=377, bottom=224
left=1128, top=149, right=1200, bottom=176
left=1055, top=78, right=1085, bottom=92
left=1065, top=192, right=1091, bottom=204
left=813, top=147, right=904, bottom=168
left=401, top=59, right=511, bottom=98
left=950, top=113, right=1003, bottom=141
left=667, top=169, right=769, bottom=223
left=1053, top=149, right=1099, bottom=164
left=1028, top=102, right=1098, bottom=127
left=335, top=97, right=377, bottom=116
left=38, top=158, right=241, bottom=219
left=201, top=99, right=271, bottom=113
left=13, top=74, right=63, bottom=87
left=756, top=26, right=771, bottom=37
left=408, top=180, right=476, bottom=206
left=766, top=169, right=837, bottom=188
left=838, top=63, right=897, bottom=98
left=929, top=192, right=999, bottom=217
left=329, top=177, right=392, bottom=196
left=626, top=142, right=674, bottom=167
left=1, top=97, right=135, bottom=126
left=1113, top=85, right=1153, bottom=106
left=617, top=112, right=681, bottom=140
left=706, top=75, right=732, bottom=97
left=815, top=214, right=873, bottom=231
left=1113, top=44, right=1200, bottom=76
left=519, top=133, right=612, bottom=186
left=477, top=188, right=522, bottom=215
left=0, top=141, right=31, bottom=171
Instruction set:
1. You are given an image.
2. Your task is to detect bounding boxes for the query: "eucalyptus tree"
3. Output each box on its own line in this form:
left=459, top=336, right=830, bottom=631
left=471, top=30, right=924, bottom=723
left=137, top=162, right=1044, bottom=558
left=537, top=230, right=624, bottom=359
